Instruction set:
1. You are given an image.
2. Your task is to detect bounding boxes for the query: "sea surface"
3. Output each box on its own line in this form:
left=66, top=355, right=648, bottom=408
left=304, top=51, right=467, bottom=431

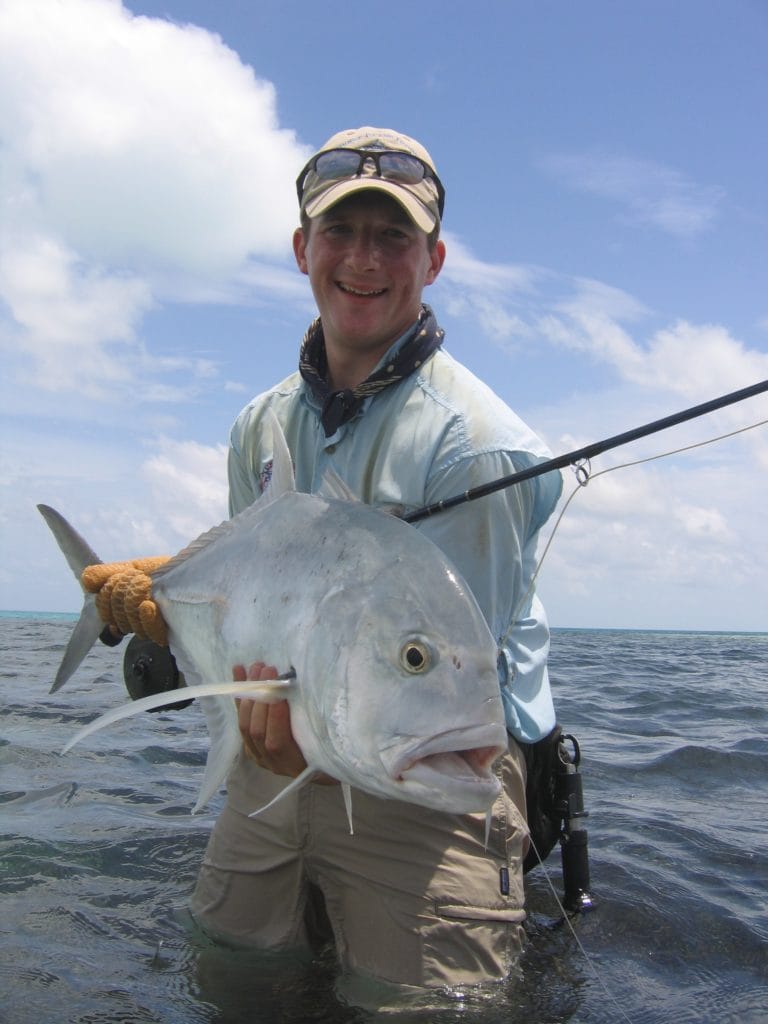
left=1, top=614, right=766, bottom=1023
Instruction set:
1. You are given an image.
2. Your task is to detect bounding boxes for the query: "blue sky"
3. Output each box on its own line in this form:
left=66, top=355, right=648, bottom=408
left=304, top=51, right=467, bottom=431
left=1, top=0, right=767, bottom=630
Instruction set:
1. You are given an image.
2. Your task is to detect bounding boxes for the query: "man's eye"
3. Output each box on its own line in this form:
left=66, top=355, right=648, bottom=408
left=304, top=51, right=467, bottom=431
left=323, top=222, right=351, bottom=235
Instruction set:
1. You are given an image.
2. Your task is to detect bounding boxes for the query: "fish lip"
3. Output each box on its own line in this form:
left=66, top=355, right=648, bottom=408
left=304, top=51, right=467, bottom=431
left=383, top=724, right=508, bottom=783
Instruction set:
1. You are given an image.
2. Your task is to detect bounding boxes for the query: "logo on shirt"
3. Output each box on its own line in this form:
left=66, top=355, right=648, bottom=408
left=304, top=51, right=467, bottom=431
left=259, top=460, right=273, bottom=493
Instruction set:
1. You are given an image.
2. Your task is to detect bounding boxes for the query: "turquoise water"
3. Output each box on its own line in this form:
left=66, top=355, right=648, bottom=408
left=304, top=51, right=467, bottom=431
left=1, top=617, right=766, bottom=1022
left=0, top=609, right=77, bottom=620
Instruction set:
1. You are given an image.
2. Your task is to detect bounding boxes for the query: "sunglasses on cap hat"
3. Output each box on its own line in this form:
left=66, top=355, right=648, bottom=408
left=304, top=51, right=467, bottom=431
left=296, top=147, right=446, bottom=219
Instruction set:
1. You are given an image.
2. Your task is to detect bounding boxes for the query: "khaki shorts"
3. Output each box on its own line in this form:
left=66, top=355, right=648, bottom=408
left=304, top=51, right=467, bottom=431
left=190, top=743, right=528, bottom=990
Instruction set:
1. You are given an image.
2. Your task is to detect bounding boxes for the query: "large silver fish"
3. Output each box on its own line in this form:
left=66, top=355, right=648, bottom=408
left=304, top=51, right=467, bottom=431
left=38, top=415, right=508, bottom=825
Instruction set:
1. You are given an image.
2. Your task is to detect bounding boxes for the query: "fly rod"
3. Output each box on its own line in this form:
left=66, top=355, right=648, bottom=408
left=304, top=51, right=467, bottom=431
left=403, top=378, right=768, bottom=524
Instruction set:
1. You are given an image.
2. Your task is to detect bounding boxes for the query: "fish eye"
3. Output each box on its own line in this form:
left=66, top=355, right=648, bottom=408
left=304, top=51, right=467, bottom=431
left=400, top=639, right=432, bottom=674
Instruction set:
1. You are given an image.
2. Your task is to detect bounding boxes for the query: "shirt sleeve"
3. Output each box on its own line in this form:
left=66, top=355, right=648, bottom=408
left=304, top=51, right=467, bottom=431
left=227, top=403, right=261, bottom=517
left=415, top=448, right=561, bottom=743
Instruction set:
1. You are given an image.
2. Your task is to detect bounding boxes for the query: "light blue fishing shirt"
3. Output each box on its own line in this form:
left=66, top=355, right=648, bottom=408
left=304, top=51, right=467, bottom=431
left=228, top=330, right=563, bottom=744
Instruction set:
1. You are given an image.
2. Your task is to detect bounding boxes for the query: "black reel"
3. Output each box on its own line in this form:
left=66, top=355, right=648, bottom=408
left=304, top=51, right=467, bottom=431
left=122, top=636, right=192, bottom=711
left=554, top=733, right=594, bottom=914
left=522, top=725, right=594, bottom=914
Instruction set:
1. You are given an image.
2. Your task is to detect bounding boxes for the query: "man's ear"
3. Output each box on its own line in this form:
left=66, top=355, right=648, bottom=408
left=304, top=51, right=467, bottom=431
left=293, top=227, right=309, bottom=275
left=425, top=238, right=447, bottom=286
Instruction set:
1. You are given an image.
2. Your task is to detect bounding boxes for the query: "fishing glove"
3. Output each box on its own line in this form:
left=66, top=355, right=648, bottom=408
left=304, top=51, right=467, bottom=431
left=81, top=558, right=171, bottom=646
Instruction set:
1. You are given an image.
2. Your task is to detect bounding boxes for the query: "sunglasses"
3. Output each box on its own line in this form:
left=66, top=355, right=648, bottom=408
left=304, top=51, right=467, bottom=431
left=296, top=148, right=445, bottom=218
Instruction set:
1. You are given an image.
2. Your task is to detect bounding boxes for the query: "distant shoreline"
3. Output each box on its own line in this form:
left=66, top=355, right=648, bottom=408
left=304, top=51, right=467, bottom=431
left=1, top=609, right=765, bottom=638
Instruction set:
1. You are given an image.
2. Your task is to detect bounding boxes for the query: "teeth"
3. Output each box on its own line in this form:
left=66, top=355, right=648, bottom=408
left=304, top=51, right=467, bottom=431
left=338, top=283, right=385, bottom=297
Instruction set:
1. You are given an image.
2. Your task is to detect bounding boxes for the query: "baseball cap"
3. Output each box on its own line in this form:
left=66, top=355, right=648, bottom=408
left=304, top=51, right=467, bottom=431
left=296, top=127, right=444, bottom=233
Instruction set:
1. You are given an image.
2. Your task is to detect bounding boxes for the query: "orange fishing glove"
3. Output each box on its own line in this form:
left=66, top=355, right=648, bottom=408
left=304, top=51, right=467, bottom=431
left=81, top=557, right=171, bottom=646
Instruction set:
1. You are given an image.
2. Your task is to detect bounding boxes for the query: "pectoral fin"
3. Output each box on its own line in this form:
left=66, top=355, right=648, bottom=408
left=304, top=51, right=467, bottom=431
left=342, top=782, right=354, bottom=835
left=247, top=765, right=317, bottom=818
left=61, top=679, right=293, bottom=754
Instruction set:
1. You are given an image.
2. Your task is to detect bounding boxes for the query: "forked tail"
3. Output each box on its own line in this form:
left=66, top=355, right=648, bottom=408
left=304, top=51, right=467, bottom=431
left=37, top=504, right=105, bottom=693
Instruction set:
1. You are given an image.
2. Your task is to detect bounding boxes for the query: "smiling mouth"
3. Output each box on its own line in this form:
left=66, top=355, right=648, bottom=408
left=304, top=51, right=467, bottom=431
left=337, top=282, right=386, bottom=297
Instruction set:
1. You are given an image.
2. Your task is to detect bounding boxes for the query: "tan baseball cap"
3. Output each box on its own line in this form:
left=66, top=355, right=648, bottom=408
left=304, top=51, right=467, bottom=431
left=296, top=126, right=444, bottom=232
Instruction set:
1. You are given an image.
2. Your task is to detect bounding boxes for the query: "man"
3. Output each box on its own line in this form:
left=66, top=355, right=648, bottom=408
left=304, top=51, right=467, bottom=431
left=188, top=127, right=563, bottom=993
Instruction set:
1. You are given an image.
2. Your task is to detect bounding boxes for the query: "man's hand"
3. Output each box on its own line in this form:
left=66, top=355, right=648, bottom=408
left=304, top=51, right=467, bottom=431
left=235, top=661, right=306, bottom=777
left=234, top=661, right=336, bottom=784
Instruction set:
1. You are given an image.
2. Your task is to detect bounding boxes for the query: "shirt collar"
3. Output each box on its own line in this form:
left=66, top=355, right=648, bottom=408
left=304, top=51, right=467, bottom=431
left=299, top=305, right=445, bottom=437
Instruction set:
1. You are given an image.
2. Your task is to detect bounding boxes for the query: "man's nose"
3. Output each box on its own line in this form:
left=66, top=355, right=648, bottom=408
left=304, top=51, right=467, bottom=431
left=345, top=231, right=380, bottom=270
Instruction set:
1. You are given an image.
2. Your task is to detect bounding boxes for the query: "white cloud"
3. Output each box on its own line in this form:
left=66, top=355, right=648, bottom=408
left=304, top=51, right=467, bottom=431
left=438, top=236, right=768, bottom=433
left=0, top=232, right=153, bottom=394
left=436, top=233, right=546, bottom=344
left=141, top=438, right=229, bottom=545
left=0, top=0, right=310, bottom=402
left=0, top=426, right=229, bottom=613
left=673, top=503, right=731, bottom=541
left=627, top=320, right=768, bottom=399
left=441, top=234, right=540, bottom=294
left=540, top=151, right=725, bottom=238
left=539, top=450, right=763, bottom=629
left=532, top=278, right=768, bottom=424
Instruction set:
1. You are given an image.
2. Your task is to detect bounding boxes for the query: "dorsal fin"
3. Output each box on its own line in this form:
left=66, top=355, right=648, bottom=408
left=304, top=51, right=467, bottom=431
left=152, top=409, right=295, bottom=581
left=264, top=407, right=295, bottom=498
left=151, top=518, right=234, bottom=579
left=315, top=471, right=404, bottom=518
left=317, top=469, right=359, bottom=504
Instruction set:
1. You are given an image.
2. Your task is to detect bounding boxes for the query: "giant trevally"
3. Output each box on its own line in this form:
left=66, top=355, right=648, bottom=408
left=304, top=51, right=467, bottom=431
left=38, top=414, right=508, bottom=826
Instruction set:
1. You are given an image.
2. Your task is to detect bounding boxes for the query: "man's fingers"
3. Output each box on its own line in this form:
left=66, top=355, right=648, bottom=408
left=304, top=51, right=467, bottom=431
left=234, top=662, right=282, bottom=764
left=263, top=699, right=292, bottom=758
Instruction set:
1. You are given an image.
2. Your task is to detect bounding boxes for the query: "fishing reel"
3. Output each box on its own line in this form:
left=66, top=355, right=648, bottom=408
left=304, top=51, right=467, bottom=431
left=122, top=636, right=192, bottom=712
left=554, top=733, right=594, bottom=914
left=523, top=726, right=594, bottom=914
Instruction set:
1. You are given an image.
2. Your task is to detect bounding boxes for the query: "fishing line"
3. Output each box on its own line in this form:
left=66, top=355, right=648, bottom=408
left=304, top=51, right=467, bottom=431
left=526, top=834, right=637, bottom=1024
left=404, top=386, right=765, bottom=1017
left=499, top=413, right=768, bottom=648
left=503, top=413, right=766, bottom=1022
left=403, top=377, right=768, bottom=525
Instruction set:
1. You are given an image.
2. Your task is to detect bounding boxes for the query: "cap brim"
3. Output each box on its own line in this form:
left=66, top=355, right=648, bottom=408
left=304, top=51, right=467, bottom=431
left=303, top=178, right=437, bottom=233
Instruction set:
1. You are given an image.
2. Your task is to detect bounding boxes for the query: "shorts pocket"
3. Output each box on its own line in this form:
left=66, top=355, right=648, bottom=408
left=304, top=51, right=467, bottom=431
left=436, top=902, right=526, bottom=924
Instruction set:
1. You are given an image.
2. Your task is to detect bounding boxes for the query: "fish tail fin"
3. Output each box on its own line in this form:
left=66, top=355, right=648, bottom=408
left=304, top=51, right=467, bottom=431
left=51, top=599, right=104, bottom=693
left=37, top=504, right=105, bottom=693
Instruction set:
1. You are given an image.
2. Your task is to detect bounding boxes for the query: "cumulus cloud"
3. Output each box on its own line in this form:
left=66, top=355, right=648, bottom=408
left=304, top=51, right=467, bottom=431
left=540, top=151, right=725, bottom=238
left=628, top=320, right=768, bottom=398
left=541, top=451, right=758, bottom=629
left=438, top=233, right=767, bottom=424
left=0, top=232, right=153, bottom=394
left=436, top=233, right=545, bottom=343
left=141, top=438, right=229, bottom=544
left=0, top=0, right=310, bottom=400
left=545, top=291, right=768, bottom=413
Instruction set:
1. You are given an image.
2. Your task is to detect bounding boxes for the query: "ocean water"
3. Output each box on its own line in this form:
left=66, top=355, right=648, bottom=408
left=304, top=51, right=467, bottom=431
left=1, top=615, right=766, bottom=1023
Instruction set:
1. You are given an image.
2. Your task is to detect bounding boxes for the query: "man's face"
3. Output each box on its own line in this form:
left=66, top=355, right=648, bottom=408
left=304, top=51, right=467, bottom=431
left=293, top=192, right=445, bottom=365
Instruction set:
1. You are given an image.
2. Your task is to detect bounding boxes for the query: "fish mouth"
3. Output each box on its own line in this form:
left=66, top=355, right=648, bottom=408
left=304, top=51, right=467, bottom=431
left=399, top=746, right=503, bottom=785
left=385, top=725, right=507, bottom=792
